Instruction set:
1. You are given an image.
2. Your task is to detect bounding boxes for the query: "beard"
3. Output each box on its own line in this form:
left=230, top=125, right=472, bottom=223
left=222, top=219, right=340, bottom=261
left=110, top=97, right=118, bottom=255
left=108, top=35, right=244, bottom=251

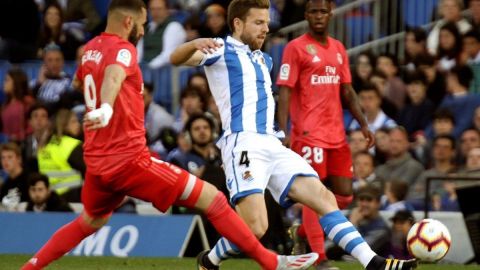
left=241, top=32, right=264, bottom=51
left=128, top=24, right=140, bottom=45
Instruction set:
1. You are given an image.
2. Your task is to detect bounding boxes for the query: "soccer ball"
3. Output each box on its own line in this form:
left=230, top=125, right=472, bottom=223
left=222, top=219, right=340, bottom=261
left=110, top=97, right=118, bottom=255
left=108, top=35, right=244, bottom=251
left=406, top=219, right=451, bottom=262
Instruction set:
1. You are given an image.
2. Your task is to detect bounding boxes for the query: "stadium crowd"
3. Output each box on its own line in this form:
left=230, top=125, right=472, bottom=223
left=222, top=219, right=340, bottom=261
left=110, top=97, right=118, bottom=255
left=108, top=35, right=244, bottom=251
left=0, top=0, right=479, bottom=260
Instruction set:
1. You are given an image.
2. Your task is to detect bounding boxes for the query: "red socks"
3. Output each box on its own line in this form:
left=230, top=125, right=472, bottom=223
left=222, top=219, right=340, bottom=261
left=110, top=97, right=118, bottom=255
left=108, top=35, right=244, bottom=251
left=205, top=192, right=277, bottom=270
left=302, top=206, right=325, bottom=263
left=21, top=215, right=99, bottom=270
left=334, top=194, right=353, bottom=210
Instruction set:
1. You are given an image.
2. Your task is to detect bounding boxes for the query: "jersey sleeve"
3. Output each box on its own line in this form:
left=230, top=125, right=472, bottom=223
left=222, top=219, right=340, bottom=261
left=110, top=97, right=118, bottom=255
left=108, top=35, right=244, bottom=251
left=105, top=45, right=137, bottom=75
left=276, top=42, right=300, bottom=88
left=338, top=42, right=352, bottom=84
left=199, top=38, right=225, bottom=66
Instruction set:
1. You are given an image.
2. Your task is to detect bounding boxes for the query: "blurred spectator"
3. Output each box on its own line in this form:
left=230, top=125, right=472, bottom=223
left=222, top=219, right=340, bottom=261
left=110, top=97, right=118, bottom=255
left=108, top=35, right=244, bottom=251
left=37, top=2, right=84, bottom=61
left=26, top=172, right=72, bottom=212
left=352, top=52, right=376, bottom=92
left=43, top=0, right=102, bottom=35
left=374, top=128, right=391, bottom=165
left=381, top=180, right=414, bottom=211
left=327, top=185, right=390, bottom=259
left=458, top=128, right=480, bottom=165
left=436, top=22, right=463, bottom=71
left=467, top=0, right=480, bottom=29
left=438, top=65, right=480, bottom=138
left=462, top=30, right=480, bottom=94
left=369, top=70, right=398, bottom=119
left=22, top=104, right=50, bottom=173
left=32, top=44, right=73, bottom=115
left=346, top=83, right=397, bottom=133
left=375, top=127, right=424, bottom=185
left=199, top=4, right=229, bottom=38
left=427, top=0, right=472, bottom=56
left=397, top=71, right=435, bottom=136
left=137, top=0, right=187, bottom=69
left=473, top=106, right=480, bottom=131
left=167, top=113, right=225, bottom=194
left=280, top=0, right=306, bottom=27
left=417, top=54, right=447, bottom=107
left=388, top=210, right=415, bottom=260
left=187, top=72, right=211, bottom=101
left=1, top=68, right=35, bottom=142
left=0, top=0, right=40, bottom=62
left=173, top=86, right=206, bottom=132
left=376, top=53, right=407, bottom=110
left=348, top=129, right=368, bottom=157
left=0, top=142, right=30, bottom=210
left=143, top=82, right=175, bottom=156
left=38, top=109, right=84, bottom=202
left=462, top=30, right=480, bottom=64
left=404, top=27, right=429, bottom=71
left=352, top=151, right=383, bottom=191
left=410, top=135, right=457, bottom=209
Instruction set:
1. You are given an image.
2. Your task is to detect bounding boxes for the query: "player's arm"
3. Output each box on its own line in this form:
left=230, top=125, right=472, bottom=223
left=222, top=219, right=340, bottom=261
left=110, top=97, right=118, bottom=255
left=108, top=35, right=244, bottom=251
left=278, top=86, right=292, bottom=146
left=84, top=64, right=126, bottom=130
left=341, top=83, right=374, bottom=148
left=170, top=38, right=222, bottom=66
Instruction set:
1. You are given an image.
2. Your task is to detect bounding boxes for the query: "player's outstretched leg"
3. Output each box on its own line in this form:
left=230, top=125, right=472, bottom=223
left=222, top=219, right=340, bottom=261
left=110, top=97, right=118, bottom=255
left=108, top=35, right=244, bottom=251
left=179, top=180, right=318, bottom=270
left=21, top=213, right=108, bottom=270
left=288, top=176, right=417, bottom=270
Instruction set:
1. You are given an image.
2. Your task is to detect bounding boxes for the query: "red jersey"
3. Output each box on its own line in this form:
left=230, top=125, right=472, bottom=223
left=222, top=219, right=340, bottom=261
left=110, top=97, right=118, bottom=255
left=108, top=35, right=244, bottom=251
left=76, top=33, right=147, bottom=175
left=277, top=34, right=351, bottom=148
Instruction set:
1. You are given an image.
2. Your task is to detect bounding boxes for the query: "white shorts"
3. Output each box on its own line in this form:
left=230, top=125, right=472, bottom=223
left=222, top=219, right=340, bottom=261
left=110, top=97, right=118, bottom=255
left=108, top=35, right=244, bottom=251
left=218, top=132, right=318, bottom=207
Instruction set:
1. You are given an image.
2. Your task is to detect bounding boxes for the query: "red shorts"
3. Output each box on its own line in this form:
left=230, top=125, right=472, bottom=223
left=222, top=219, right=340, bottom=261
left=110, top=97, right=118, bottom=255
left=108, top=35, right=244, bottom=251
left=291, top=141, right=353, bottom=180
left=82, top=150, right=202, bottom=217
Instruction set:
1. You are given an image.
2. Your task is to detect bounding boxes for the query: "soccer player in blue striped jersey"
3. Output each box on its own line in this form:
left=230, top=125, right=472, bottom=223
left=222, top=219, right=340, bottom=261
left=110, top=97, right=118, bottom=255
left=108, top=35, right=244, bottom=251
left=171, top=1, right=417, bottom=269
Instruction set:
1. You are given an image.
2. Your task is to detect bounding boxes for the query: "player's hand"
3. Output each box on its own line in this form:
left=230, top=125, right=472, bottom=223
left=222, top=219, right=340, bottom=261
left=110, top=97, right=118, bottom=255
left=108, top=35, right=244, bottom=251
left=193, top=38, right=222, bottom=54
left=84, top=103, right=113, bottom=130
left=361, top=126, right=375, bottom=148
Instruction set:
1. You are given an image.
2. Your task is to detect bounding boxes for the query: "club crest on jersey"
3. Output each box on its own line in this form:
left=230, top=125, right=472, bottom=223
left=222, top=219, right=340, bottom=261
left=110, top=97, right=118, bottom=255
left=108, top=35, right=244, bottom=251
left=337, top=53, right=343, bottom=64
left=306, top=44, right=317, bottom=55
left=279, top=64, right=290, bottom=80
left=116, top=49, right=132, bottom=67
left=242, top=170, right=254, bottom=182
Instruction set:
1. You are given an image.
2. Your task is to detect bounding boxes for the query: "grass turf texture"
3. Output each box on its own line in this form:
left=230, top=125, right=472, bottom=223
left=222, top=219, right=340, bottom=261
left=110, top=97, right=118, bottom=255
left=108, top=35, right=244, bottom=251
left=1, top=255, right=478, bottom=270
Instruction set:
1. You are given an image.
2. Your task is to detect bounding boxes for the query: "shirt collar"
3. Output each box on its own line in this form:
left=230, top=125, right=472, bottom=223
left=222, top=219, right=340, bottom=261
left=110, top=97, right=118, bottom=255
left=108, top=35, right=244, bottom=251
left=226, top=36, right=251, bottom=52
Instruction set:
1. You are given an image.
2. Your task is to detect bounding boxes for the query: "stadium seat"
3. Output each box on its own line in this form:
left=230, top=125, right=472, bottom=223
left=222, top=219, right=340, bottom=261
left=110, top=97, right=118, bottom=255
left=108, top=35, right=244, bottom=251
left=403, top=0, right=438, bottom=27
left=345, top=15, right=374, bottom=47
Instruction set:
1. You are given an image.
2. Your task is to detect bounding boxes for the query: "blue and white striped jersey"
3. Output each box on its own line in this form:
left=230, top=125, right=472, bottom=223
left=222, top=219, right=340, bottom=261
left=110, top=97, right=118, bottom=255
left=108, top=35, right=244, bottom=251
left=200, top=36, right=276, bottom=137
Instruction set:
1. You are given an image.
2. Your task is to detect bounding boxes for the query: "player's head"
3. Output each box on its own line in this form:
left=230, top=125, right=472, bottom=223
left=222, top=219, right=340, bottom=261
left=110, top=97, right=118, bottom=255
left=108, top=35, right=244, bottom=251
left=305, top=0, right=333, bottom=36
left=227, top=0, right=270, bottom=50
left=107, top=0, right=147, bottom=45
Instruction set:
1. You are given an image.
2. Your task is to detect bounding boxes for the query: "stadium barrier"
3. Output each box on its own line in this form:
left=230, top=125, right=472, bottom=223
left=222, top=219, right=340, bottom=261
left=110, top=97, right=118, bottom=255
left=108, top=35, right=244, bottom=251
left=0, top=212, right=209, bottom=257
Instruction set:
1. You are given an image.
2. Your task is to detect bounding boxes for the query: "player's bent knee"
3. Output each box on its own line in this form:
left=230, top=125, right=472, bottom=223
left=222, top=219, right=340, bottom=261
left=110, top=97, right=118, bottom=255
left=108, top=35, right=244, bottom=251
left=247, top=219, right=268, bottom=239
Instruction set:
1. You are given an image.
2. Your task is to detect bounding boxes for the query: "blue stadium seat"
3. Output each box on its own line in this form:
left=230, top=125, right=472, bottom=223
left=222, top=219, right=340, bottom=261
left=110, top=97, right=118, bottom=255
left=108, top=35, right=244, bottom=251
left=403, top=0, right=438, bottom=27
left=345, top=15, right=374, bottom=47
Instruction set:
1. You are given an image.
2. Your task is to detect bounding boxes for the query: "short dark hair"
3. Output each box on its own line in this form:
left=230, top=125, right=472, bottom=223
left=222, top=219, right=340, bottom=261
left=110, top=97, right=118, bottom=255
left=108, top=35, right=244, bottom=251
left=388, top=180, right=409, bottom=201
left=28, top=103, right=49, bottom=119
left=377, top=53, right=399, bottom=68
left=416, top=53, right=436, bottom=66
left=184, top=113, right=216, bottom=134
left=432, top=108, right=455, bottom=124
left=404, top=70, right=427, bottom=85
left=433, top=134, right=456, bottom=150
left=463, top=29, right=480, bottom=42
left=227, top=0, right=270, bottom=32
left=406, top=26, right=427, bottom=43
left=108, top=0, right=146, bottom=14
left=143, top=82, right=154, bottom=94
left=448, top=65, right=474, bottom=89
left=28, top=173, right=50, bottom=188
left=358, top=82, right=381, bottom=98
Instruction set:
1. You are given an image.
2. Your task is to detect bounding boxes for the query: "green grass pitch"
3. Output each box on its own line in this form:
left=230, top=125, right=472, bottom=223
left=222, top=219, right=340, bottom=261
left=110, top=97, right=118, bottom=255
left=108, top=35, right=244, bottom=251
left=1, top=255, right=478, bottom=270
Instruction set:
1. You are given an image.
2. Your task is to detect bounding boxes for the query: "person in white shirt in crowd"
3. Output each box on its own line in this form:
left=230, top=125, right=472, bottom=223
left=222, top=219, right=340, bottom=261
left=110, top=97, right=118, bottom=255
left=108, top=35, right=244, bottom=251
left=427, top=0, right=472, bottom=55
left=137, top=0, right=187, bottom=69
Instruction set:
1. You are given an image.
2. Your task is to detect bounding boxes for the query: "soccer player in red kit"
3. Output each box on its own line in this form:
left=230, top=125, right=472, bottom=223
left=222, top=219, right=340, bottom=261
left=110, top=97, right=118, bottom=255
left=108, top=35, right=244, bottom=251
left=21, top=1, right=319, bottom=269
left=277, top=0, right=375, bottom=269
